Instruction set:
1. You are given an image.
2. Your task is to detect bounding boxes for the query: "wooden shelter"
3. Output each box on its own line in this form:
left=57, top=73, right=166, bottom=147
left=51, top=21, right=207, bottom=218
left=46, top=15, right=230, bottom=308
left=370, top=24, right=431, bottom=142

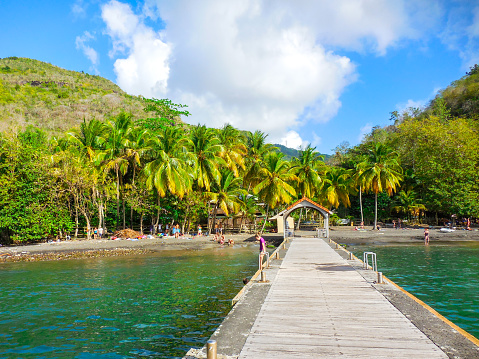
left=281, top=197, right=332, bottom=239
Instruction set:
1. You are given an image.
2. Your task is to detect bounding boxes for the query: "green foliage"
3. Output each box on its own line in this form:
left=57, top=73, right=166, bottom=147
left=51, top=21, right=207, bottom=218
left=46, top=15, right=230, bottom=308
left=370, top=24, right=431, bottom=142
left=395, top=116, right=479, bottom=216
left=0, top=128, right=73, bottom=243
left=137, top=98, right=190, bottom=132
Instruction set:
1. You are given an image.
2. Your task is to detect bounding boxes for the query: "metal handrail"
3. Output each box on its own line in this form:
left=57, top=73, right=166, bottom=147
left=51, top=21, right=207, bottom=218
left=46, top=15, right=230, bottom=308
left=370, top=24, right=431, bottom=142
left=316, top=228, right=327, bottom=238
left=363, top=251, right=377, bottom=271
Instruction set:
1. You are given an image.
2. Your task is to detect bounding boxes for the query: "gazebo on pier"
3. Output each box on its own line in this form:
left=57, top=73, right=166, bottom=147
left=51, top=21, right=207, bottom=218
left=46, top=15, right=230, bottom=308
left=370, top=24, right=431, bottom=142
left=280, top=197, right=332, bottom=239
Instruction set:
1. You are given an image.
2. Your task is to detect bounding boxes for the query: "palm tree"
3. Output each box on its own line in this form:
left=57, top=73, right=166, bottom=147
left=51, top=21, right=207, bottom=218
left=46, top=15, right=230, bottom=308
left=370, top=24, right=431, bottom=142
left=125, top=127, right=151, bottom=226
left=206, top=169, right=247, bottom=231
left=353, top=159, right=366, bottom=225
left=65, top=119, right=108, bottom=234
left=143, top=126, right=192, bottom=198
left=392, top=190, right=426, bottom=223
left=217, top=124, right=247, bottom=177
left=189, top=124, right=224, bottom=191
left=359, top=143, right=403, bottom=229
left=291, top=145, right=323, bottom=229
left=66, top=118, right=106, bottom=162
left=143, top=125, right=193, bottom=230
left=100, top=113, right=133, bottom=228
left=244, top=131, right=276, bottom=191
left=292, top=145, right=323, bottom=198
left=238, top=194, right=260, bottom=233
left=319, top=167, right=355, bottom=209
left=254, top=152, right=297, bottom=232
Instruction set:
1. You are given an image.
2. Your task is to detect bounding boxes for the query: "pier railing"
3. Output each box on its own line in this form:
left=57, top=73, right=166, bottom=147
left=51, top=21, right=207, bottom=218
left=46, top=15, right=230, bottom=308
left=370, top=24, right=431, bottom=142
left=231, top=237, right=288, bottom=305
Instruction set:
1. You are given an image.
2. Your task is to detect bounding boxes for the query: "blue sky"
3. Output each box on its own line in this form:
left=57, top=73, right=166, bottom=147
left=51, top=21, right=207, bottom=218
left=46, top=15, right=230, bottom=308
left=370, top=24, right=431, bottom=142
left=1, top=0, right=478, bottom=154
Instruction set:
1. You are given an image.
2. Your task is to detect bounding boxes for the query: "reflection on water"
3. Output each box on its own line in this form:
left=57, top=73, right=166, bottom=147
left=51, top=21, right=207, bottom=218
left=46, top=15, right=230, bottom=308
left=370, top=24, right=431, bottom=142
left=352, top=242, right=479, bottom=338
left=0, top=246, right=259, bottom=358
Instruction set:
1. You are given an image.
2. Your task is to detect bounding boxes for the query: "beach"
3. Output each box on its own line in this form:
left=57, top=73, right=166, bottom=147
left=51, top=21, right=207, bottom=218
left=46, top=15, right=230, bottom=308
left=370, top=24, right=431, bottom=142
left=1, top=227, right=478, bottom=262
left=0, top=232, right=281, bottom=262
left=329, top=226, right=479, bottom=245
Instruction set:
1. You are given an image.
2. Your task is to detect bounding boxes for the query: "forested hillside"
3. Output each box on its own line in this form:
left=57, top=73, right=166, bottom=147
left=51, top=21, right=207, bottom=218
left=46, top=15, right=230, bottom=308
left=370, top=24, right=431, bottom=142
left=0, top=57, right=162, bottom=132
left=332, top=65, right=479, bottom=225
left=1, top=57, right=478, bottom=244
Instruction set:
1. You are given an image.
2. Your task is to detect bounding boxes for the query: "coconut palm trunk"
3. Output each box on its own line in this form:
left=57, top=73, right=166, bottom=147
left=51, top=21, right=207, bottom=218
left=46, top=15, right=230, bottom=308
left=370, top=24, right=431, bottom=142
left=296, top=207, right=303, bottom=230
left=359, top=185, right=364, bottom=224
left=374, top=192, right=378, bottom=230
left=260, top=204, right=270, bottom=233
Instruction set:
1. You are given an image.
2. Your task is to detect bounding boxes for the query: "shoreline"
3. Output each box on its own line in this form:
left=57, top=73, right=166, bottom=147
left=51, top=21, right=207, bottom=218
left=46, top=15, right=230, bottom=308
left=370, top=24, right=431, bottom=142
left=1, top=227, right=478, bottom=263
left=0, top=233, right=283, bottom=263
left=329, top=226, right=479, bottom=245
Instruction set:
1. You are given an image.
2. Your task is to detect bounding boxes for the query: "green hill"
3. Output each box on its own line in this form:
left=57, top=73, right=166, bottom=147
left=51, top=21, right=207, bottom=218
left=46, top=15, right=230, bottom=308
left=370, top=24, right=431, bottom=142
left=0, top=57, right=159, bottom=133
left=434, top=65, right=479, bottom=119
left=274, top=143, right=330, bottom=161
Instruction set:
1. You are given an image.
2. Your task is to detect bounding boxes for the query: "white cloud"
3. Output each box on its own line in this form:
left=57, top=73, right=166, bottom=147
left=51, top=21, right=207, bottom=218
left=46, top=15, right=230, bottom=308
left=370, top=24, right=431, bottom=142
left=358, top=123, right=372, bottom=142
left=281, top=131, right=307, bottom=150
left=439, top=3, right=479, bottom=69
left=72, top=0, right=86, bottom=17
left=311, top=131, right=322, bottom=148
left=101, top=0, right=170, bottom=97
left=75, top=31, right=99, bottom=72
left=100, top=0, right=428, bottom=139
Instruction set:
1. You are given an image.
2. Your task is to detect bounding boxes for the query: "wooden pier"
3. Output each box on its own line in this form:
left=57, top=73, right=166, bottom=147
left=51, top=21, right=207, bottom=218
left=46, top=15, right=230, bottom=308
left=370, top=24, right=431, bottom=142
left=237, top=237, right=448, bottom=358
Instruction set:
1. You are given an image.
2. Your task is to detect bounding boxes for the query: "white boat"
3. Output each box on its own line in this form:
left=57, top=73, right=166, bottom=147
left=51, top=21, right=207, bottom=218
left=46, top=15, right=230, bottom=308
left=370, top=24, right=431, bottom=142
left=440, top=228, right=455, bottom=233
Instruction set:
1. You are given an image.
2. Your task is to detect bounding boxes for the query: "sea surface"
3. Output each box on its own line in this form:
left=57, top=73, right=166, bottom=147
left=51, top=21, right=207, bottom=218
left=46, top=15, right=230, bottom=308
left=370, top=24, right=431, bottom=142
left=352, top=241, right=479, bottom=339
left=0, top=245, right=259, bottom=359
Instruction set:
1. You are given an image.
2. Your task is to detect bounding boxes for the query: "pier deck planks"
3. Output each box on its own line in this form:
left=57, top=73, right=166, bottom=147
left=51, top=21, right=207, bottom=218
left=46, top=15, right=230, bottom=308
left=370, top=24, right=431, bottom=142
left=238, top=237, right=447, bottom=358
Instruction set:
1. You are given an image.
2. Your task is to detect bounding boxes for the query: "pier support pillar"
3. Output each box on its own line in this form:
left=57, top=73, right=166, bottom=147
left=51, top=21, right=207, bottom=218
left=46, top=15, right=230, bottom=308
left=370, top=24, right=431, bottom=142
left=377, top=272, right=384, bottom=284
left=261, top=271, right=266, bottom=282
left=348, top=252, right=353, bottom=260
left=207, top=340, right=217, bottom=359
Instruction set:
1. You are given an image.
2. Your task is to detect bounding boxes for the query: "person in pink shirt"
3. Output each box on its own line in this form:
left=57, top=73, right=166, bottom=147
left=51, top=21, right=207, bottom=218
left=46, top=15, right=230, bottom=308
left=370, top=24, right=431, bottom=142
left=255, top=233, right=266, bottom=270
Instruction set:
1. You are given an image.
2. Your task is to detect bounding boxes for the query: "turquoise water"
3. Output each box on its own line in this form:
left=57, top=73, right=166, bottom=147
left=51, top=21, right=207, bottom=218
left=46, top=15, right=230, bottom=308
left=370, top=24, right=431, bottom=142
left=352, top=242, right=479, bottom=339
left=0, top=246, right=259, bottom=358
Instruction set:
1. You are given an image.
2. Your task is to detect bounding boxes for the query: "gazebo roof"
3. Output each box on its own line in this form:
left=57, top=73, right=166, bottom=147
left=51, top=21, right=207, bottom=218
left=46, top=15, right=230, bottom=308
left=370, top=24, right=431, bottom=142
left=280, top=197, right=332, bottom=221
left=285, top=197, right=332, bottom=215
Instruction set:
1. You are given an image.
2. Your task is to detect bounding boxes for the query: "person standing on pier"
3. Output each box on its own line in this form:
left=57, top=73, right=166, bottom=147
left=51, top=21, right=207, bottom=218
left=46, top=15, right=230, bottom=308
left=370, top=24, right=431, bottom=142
left=256, top=233, right=266, bottom=270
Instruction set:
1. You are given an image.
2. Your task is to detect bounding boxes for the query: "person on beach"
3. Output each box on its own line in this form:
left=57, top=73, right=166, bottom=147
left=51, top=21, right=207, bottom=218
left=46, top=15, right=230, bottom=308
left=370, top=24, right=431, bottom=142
left=256, top=233, right=266, bottom=270
left=228, top=238, right=235, bottom=246
left=93, top=227, right=98, bottom=240
left=424, top=228, right=430, bottom=245
left=98, top=227, right=103, bottom=239
left=197, top=225, right=202, bottom=236
left=219, top=223, right=223, bottom=235
left=175, top=224, right=180, bottom=238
